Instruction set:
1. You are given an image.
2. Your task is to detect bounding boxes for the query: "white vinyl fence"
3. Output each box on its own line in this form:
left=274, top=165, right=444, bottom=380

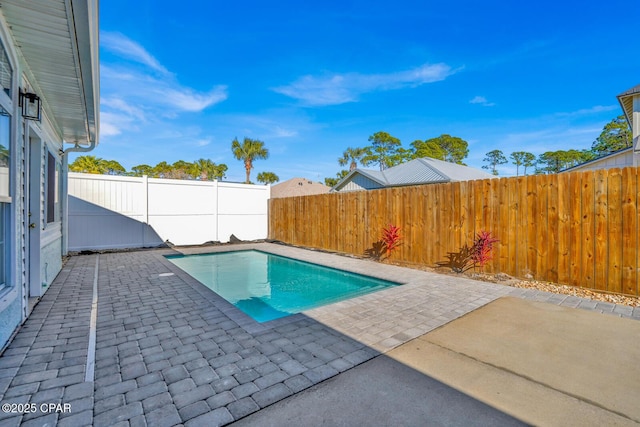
left=68, top=173, right=270, bottom=251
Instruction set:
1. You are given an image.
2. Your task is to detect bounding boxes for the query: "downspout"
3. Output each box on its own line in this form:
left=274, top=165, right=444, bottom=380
left=60, top=141, right=97, bottom=255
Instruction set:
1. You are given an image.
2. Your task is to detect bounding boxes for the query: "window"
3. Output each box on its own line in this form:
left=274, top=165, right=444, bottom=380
left=0, top=37, right=11, bottom=294
left=0, top=106, right=9, bottom=200
left=0, top=39, right=11, bottom=98
left=46, top=151, right=60, bottom=224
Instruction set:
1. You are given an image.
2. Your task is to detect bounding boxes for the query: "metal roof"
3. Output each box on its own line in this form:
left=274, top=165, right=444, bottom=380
left=2, top=0, right=99, bottom=145
left=334, top=157, right=495, bottom=191
left=617, top=83, right=640, bottom=137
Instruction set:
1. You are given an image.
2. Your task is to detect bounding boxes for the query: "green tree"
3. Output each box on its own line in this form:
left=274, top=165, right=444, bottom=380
left=192, top=158, right=229, bottom=181
left=482, top=150, right=507, bottom=176
left=535, top=150, right=594, bottom=174
left=410, top=139, right=446, bottom=160
left=324, top=169, right=349, bottom=187
left=130, top=164, right=154, bottom=177
left=211, top=164, right=228, bottom=180
left=418, top=134, right=469, bottom=164
left=104, top=160, right=126, bottom=176
left=152, top=161, right=173, bottom=178
left=591, top=115, right=632, bottom=157
left=169, top=160, right=195, bottom=179
left=510, top=151, right=536, bottom=176
left=69, top=155, right=108, bottom=174
left=231, top=137, right=269, bottom=184
left=256, top=171, right=279, bottom=184
left=0, top=144, right=8, bottom=166
left=362, top=131, right=407, bottom=170
left=338, top=147, right=369, bottom=171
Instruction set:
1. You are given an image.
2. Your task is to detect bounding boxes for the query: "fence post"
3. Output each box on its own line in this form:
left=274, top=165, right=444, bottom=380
left=214, top=179, right=219, bottom=242
left=142, top=175, right=149, bottom=247
left=141, top=175, right=149, bottom=223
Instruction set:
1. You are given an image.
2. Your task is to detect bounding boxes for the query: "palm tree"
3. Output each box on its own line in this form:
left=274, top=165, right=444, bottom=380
left=257, top=171, right=279, bottom=185
left=193, top=158, right=216, bottom=180
left=338, top=147, right=368, bottom=171
left=231, top=137, right=269, bottom=184
left=69, top=155, right=107, bottom=174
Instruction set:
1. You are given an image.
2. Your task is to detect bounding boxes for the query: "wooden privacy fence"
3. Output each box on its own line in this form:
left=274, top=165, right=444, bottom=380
left=269, top=167, right=640, bottom=297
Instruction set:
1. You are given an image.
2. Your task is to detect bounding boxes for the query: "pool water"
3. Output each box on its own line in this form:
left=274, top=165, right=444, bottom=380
left=166, top=250, right=400, bottom=323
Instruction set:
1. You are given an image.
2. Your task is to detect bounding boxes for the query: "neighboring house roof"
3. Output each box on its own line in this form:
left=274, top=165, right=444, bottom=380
left=333, top=157, right=495, bottom=192
left=561, top=147, right=633, bottom=173
left=617, top=84, right=640, bottom=137
left=2, top=0, right=99, bottom=146
left=270, top=177, right=331, bottom=198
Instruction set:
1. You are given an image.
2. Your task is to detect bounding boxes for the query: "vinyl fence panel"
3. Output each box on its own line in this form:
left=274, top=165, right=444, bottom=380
left=68, top=173, right=269, bottom=250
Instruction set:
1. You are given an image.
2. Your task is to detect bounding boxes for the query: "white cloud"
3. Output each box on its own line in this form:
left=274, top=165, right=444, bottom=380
left=497, top=126, right=601, bottom=154
left=273, top=63, right=456, bottom=106
left=469, top=96, right=495, bottom=107
left=554, top=105, right=618, bottom=117
left=161, top=87, right=228, bottom=112
left=99, top=33, right=228, bottom=140
left=101, top=32, right=170, bottom=75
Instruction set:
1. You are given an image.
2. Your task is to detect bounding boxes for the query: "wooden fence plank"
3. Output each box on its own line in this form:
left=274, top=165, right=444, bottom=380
left=497, top=177, right=510, bottom=274
left=607, top=169, right=622, bottom=294
left=507, top=177, right=519, bottom=277
left=526, top=175, right=538, bottom=278
left=515, top=176, right=528, bottom=278
left=535, top=175, right=549, bottom=280
left=594, top=169, right=608, bottom=291
left=451, top=181, right=462, bottom=262
left=622, top=167, right=638, bottom=296
left=556, top=173, right=571, bottom=285
left=568, top=172, right=582, bottom=287
left=547, top=175, right=559, bottom=283
left=582, top=171, right=596, bottom=289
left=489, top=178, right=500, bottom=273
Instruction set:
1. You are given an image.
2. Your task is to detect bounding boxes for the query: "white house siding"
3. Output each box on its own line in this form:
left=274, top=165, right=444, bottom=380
left=68, top=173, right=270, bottom=250
left=340, top=174, right=383, bottom=192
left=0, top=14, right=26, bottom=348
left=566, top=150, right=633, bottom=172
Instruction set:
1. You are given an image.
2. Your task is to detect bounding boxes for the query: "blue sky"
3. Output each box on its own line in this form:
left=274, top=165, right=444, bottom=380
left=88, top=0, right=640, bottom=182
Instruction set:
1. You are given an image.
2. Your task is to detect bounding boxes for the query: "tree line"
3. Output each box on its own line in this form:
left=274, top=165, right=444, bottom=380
left=324, top=114, right=632, bottom=186
left=69, top=137, right=280, bottom=185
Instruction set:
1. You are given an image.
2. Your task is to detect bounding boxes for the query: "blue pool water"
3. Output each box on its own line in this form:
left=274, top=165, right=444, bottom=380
left=166, top=250, right=400, bottom=323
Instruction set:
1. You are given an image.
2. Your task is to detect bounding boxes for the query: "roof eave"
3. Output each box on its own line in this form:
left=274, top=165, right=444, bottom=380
left=3, top=0, right=100, bottom=146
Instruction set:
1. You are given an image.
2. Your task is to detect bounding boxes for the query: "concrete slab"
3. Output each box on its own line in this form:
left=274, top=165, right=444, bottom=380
left=230, top=353, right=526, bottom=427
left=389, top=297, right=640, bottom=426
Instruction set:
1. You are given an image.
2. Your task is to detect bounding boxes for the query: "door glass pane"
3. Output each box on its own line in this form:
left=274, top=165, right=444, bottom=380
left=0, top=106, right=9, bottom=198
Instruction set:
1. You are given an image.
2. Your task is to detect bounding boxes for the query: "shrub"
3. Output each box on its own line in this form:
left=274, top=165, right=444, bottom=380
left=444, top=230, right=498, bottom=273
left=381, top=224, right=402, bottom=259
left=470, top=230, right=499, bottom=270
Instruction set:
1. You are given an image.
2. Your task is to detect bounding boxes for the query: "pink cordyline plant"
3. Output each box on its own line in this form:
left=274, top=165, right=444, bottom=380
left=381, top=224, right=402, bottom=259
left=470, top=230, right=499, bottom=270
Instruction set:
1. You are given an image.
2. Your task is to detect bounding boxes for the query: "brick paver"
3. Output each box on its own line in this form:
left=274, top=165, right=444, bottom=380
left=0, top=243, right=638, bottom=426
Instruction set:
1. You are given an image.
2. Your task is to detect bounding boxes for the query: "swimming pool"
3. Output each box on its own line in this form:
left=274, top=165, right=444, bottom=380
left=166, top=250, right=400, bottom=322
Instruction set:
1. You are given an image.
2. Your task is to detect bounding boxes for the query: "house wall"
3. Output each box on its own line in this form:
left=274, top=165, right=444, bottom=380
left=0, top=9, right=70, bottom=350
left=339, top=174, right=383, bottom=192
left=68, top=173, right=270, bottom=250
left=0, top=11, right=26, bottom=351
left=567, top=150, right=633, bottom=172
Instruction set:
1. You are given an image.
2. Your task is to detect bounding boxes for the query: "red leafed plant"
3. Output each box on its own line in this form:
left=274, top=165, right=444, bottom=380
left=469, top=231, right=499, bottom=271
left=381, top=224, right=402, bottom=259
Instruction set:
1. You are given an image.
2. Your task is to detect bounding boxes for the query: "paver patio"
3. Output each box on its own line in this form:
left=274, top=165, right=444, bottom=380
left=0, top=243, right=638, bottom=426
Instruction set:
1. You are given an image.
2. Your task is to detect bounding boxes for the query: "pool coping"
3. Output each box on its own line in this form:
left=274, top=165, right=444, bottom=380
left=157, top=242, right=515, bottom=351
left=164, top=247, right=404, bottom=327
